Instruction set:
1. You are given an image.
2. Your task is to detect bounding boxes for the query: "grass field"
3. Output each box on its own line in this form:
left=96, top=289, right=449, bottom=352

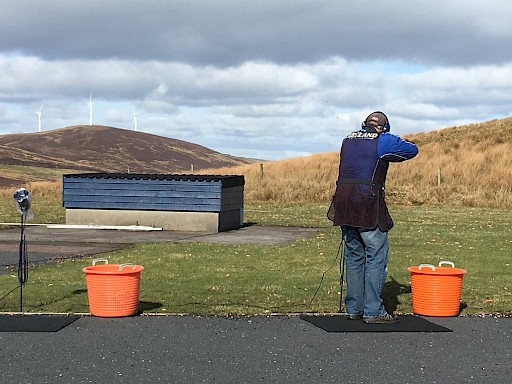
left=0, top=203, right=510, bottom=316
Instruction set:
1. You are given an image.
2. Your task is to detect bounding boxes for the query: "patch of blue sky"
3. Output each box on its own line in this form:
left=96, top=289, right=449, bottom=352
left=2, top=49, right=29, bottom=58
left=354, top=60, right=429, bottom=75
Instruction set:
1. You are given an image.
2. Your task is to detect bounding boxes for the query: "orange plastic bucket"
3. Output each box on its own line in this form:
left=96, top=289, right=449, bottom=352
left=82, top=259, right=144, bottom=317
left=407, top=261, right=467, bottom=317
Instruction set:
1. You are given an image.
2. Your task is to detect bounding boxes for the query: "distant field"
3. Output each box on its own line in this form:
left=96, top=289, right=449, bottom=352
left=0, top=164, right=75, bottom=187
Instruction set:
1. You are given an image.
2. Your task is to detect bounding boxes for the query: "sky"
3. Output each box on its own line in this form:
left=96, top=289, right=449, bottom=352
left=1, top=1, right=512, bottom=160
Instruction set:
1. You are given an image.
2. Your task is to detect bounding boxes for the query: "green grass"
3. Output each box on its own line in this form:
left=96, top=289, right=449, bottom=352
left=0, top=204, right=510, bottom=315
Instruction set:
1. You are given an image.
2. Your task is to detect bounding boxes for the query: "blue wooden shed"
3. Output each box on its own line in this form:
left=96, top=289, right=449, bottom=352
left=62, top=173, right=244, bottom=232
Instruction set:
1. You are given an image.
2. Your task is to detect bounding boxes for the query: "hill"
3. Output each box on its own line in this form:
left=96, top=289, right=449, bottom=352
left=0, top=125, right=255, bottom=187
left=1, top=117, right=511, bottom=209
left=200, top=117, right=512, bottom=208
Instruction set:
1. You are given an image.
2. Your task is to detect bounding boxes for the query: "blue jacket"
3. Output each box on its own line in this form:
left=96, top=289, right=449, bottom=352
left=332, top=126, right=418, bottom=230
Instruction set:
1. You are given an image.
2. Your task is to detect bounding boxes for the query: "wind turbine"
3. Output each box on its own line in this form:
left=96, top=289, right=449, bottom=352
left=88, top=93, right=93, bottom=125
left=134, top=113, right=138, bottom=131
left=35, top=104, right=43, bottom=132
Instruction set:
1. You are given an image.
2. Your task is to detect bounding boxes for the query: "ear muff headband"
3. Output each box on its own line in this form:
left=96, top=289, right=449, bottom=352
left=362, top=111, right=390, bottom=133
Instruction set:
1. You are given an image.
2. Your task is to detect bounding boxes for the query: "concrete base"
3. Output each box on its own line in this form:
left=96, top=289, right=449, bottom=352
left=65, top=209, right=243, bottom=233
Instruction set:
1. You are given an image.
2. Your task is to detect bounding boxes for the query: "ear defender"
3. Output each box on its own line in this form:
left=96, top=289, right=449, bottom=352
left=382, top=115, right=391, bottom=133
left=381, top=111, right=391, bottom=133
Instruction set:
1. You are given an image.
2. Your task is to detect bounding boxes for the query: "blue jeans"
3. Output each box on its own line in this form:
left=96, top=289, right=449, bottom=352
left=342, top=226, right=389, bottom=317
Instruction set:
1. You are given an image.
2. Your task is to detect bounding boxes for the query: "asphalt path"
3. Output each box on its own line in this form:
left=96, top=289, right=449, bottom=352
left=0, top=224, right=319, bottom=273
left=0, top=225, right=510, bottom=383
left=0, top=314, right=510, bottom=383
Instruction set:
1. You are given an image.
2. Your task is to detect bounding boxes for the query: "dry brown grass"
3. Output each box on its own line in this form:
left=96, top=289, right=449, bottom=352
left=201, top=117, right=512, bottom=208
left=200, top=153, right=339, bottom=203
left=390, top=117, right=512, bottom=207
left=26, top=180, right=62, bottom=198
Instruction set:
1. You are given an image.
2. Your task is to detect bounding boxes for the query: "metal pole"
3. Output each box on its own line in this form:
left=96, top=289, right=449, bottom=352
left=18, top=213, right=28, bottom=312
left=338, top=237, right=345, bottom=313
left=18, top=214, right=24, bottom=312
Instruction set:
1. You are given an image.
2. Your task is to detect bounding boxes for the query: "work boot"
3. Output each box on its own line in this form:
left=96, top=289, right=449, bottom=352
left=363, top=312, right=399, bottom=324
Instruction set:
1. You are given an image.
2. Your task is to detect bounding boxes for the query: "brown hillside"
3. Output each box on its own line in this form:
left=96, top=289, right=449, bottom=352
left=403, top=117, right=512, bottom=146
left=0, top=125, right=254, bottom=186
left=202, top=116, right=512, bottom=208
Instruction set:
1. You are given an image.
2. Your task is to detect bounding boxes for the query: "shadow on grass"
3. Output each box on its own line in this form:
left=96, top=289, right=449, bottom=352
left=383, top=276, right=410, bottom=313
left=138, top=301, right=163, bottom=312
left=459, top=301, right=468, bottom=315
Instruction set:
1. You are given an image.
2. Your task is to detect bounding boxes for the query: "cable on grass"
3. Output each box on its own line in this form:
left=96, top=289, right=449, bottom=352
left=0, top=285, right=20, bottom=303
left=308, top=238, right=343, bottom=308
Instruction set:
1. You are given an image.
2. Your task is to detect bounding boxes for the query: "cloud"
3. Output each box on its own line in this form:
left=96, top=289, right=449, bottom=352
left=2, top=1, right=512, bottom=66
left=1, top=1, right=512, bottom=160
left=399, top=65, right=512, bottom=108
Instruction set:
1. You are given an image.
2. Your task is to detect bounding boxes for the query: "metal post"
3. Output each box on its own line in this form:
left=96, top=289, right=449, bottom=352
left=339, top=238, right=345, bottom=313
left=18, top=212, right=29, bottom=312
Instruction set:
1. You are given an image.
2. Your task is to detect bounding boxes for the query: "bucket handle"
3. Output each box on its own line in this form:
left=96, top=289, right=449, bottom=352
left=119, top=263, right=136, bottom=271
left=438, top=261, right=455, bottom=268
left=418, top=264, right=436, bottom=271
left=92, top=258, right=108, bottom=266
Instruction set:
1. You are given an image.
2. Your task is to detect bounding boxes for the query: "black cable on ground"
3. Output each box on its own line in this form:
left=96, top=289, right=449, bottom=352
left=308, top=239, right=343, bottom=308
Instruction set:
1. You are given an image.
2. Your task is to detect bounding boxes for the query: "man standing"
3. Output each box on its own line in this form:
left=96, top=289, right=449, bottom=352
left=332, top=111, right=418, bottom=324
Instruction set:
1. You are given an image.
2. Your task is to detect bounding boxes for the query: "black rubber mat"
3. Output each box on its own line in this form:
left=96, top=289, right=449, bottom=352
left=300, top=314, right=452, bottom=332
left=0, top=314, right=80, bottom=332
